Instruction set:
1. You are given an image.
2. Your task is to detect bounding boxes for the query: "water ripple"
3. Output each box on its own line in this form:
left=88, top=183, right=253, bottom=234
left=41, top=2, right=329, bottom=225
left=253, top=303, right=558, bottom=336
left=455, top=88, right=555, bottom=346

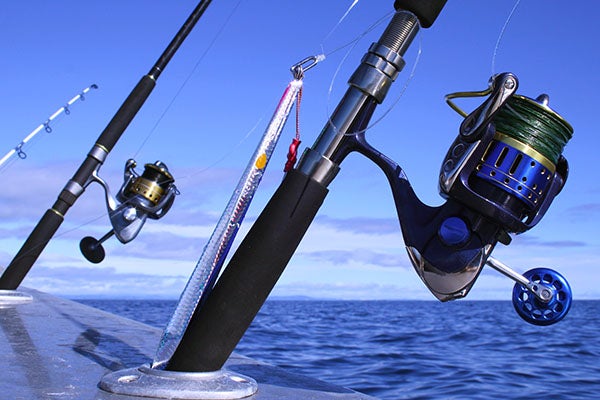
left=80, top=299, right=600, bottom=400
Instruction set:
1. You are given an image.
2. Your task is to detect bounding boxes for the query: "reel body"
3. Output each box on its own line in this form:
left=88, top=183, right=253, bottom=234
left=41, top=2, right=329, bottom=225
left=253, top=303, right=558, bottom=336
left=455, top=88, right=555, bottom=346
left=425, top=73, right=573, bottom=302
left=80, top=159, right=178, bottom=263
left=344, top=73, right=573, bottom=324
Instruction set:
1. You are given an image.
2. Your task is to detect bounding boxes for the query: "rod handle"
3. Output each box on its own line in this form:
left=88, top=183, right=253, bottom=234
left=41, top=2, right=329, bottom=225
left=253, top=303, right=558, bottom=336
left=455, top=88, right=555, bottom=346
left=167, top=169, right=328, bottom=372
left=95, top=75, right=156, bottom=153
left=393, top=0, right=447, bottom=28
left=0, top=209, right=64, bottom=289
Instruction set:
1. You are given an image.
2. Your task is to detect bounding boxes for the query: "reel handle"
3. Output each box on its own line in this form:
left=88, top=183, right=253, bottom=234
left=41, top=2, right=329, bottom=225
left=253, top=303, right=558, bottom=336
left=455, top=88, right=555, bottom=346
left=486, top=257, right=572, bottom=325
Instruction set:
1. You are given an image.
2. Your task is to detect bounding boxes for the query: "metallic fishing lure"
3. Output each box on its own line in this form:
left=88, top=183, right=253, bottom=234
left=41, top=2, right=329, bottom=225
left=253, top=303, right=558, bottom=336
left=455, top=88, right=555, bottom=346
left=153, top=57, right=321, bottom=368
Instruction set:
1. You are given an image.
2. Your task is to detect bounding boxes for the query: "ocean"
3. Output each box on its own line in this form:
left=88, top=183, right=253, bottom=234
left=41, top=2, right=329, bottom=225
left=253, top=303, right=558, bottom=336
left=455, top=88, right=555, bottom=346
left=75, top=299, right=600, bottom=399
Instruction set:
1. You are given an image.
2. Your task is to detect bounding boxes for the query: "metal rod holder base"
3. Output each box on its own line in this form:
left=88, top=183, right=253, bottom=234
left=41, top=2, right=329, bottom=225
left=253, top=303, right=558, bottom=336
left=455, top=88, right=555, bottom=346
left=99, top=364, right=258, bottom=399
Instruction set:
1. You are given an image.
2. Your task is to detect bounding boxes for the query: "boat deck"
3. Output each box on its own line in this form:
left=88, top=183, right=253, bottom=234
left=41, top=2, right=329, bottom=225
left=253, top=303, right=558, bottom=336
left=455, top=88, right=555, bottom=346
left=0, top=288, right=375, bottom=399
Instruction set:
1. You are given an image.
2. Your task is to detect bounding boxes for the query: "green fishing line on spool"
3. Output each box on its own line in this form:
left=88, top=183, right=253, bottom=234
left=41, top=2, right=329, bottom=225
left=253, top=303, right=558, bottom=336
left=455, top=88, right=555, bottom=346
left=493, top=95, right=573, bottom=165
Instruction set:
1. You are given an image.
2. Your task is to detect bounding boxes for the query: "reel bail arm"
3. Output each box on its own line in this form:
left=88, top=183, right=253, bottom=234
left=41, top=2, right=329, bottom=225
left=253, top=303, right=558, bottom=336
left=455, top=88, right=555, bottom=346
left=80, top=159, right=178, bottom=263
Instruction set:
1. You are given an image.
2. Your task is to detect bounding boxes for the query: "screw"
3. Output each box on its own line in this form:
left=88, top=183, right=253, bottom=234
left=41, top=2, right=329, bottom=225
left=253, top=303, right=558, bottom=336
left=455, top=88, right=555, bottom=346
left=504, top=78, right=515, bottom=90
left=123, top=207, right=137, bottom=222
left=541, top=289, right=552, bottom=301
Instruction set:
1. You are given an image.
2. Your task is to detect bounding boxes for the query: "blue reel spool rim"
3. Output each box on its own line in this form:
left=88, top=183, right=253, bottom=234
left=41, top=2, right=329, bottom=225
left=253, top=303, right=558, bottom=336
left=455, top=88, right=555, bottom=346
left=512, top=267, right=572, bottom=326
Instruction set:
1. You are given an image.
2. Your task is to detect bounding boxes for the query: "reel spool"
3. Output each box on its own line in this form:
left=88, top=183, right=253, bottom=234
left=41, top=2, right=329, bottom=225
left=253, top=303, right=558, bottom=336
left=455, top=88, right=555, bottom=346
left=80, top=159, right=178, bottom=263
left=442, top=73, right=573, bottom=234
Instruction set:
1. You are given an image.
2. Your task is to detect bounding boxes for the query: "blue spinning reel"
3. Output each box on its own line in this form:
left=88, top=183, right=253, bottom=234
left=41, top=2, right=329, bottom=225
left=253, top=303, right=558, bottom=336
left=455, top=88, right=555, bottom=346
left=79, top=159, right=178, bottom=263
left=346, top=73, right=573, bottom=325
left=415, top=73, right=573, bottom=325
left=440, top=73, right=573, bottom=325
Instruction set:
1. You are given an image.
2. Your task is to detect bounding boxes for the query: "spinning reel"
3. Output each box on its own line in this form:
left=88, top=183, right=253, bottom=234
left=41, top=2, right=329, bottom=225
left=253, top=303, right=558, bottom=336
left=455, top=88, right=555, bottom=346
left=345, top=73, right=573, bottom=325
left=439, top=73, right=573, bottom=325
left=80, top=159, right=178, bottom=263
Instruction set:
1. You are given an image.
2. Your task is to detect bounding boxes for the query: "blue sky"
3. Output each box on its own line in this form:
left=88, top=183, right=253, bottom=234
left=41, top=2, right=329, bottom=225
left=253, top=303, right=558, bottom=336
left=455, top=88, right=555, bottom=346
left=0, top=0, right=598, bottom=301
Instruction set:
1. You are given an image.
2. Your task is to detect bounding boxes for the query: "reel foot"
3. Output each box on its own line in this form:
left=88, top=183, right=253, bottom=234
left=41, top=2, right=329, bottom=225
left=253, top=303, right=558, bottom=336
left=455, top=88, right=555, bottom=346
left=80, top=236, right=106, bottom=264
left=512, top=268, right=572, bottom=326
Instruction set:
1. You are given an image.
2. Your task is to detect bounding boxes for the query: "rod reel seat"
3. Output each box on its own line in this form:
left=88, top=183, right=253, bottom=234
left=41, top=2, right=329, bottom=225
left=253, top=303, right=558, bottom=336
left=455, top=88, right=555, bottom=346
left=80, top=159, right=178, bottom=263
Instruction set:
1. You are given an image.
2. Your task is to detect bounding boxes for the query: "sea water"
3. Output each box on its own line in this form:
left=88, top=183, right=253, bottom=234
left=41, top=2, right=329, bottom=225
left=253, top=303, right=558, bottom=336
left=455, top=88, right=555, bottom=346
left=76, top=299, right=600, bottom=399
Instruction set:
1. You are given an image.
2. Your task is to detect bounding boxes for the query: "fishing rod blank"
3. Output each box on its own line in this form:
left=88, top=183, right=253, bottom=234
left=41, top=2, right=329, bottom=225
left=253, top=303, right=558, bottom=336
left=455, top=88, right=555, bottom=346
left=0, top=84, right=98, bottom=168
left=0, top=0, right=213, bottom=290
left=166, top=0, right=448, bottom=373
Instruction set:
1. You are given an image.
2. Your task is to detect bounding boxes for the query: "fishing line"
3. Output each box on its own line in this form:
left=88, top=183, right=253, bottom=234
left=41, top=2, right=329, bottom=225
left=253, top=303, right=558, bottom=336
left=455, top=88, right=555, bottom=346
left=131, top=0, right=244, bottom=160
left=168, top=117, right=263, bottom=184
left=491, top=0, right=522, bottom=76
left=323, top=11, right=395, bottom=86
left=486, top=0, right=572, bottom=167
left=494, top=97, right=573, bottom=165
left=319, top=0, right=361, bottom=56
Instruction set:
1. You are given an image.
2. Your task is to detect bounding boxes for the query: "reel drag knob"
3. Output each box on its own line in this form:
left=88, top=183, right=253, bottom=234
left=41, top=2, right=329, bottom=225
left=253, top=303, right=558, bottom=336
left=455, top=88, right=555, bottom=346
left=512, top=267, right=572, bottom=326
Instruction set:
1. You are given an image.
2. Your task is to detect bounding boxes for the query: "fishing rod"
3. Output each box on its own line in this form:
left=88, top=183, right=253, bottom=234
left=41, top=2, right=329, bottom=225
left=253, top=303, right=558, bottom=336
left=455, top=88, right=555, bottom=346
left=0, top=0, right=213, bottom=290
left=0, top=84, right=98, bottom=168
left=166, top=0, right=449, bottom=373
left=167, top=0, right=574, bottom=373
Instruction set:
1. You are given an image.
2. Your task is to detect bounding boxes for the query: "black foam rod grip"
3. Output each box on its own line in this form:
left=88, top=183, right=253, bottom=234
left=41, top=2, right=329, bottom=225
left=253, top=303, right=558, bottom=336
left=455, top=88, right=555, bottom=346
left=393, top=0, right=447, bottom=28
left=167, top=169, right=329, bottom=372
left=0, top=209, right=64, bottom=290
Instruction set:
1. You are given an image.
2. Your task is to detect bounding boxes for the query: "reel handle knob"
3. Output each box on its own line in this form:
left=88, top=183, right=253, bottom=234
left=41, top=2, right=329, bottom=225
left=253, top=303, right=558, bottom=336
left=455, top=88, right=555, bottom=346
left=79, top=230, right=114, bottom=264
left=512, top=267, right=572, bottom=326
